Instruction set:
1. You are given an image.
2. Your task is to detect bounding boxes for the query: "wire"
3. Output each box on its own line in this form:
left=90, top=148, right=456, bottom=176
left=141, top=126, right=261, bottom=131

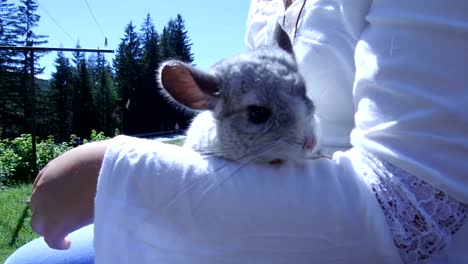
left=37, top=2, right=75, bottom=42
left=82, top=0, right=107, bottom=46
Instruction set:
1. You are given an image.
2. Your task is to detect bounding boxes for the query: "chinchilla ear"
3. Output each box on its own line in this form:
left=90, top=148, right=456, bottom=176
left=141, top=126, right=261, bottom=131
left=273, top=23, right=295, bottom=57
left=158, top=61, right=220, bottom=110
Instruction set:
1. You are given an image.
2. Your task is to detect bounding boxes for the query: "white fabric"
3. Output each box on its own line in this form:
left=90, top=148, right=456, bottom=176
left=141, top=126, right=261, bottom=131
left=95, top=136, right=402, bottom=263
left=246, top=0, right=370, bottom=154
left=350, top=0, right=468, bottom=204
left=246, top=0, right=468, bottom=204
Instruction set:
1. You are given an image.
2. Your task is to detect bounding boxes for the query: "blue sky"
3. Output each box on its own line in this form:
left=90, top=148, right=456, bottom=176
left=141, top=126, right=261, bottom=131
left=12, top=0, right=251, bottom=79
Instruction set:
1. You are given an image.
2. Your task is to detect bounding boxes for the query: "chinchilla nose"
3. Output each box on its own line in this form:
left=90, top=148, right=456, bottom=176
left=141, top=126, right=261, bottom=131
left=303, top=136, right=316, bottom=150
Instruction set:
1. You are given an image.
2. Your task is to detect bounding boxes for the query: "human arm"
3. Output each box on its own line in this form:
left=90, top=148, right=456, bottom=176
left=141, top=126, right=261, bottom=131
left=30, top=139, right=110, bottom=250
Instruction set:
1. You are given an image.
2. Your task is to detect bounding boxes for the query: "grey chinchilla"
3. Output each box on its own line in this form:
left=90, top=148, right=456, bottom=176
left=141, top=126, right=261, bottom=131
left=157, top=24, right=320, bottom=164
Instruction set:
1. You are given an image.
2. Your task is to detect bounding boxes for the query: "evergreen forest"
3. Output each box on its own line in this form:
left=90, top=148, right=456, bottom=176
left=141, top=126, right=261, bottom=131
left=0, top=0, right=195, bottom=142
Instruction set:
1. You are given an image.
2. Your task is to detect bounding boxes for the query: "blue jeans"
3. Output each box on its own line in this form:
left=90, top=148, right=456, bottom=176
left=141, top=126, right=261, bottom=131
left=5, top=225, right=94, bottom=264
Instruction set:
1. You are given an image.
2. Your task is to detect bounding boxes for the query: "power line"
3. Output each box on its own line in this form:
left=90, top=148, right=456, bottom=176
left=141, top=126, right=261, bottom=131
left=0, top=46, right=114, bottom=53
left=38, top=2, right=75, bottom=42
left=82, top=0, right=107, bottom=44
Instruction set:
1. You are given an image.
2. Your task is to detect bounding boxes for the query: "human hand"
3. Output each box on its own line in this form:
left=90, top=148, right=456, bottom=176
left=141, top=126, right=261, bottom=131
left=30, top=140, right=109, bottom=249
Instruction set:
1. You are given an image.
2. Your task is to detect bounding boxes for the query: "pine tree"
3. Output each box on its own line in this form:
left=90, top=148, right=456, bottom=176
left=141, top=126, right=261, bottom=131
left=140, top=14, right=160, bottom=75
left=159, top=14, right=195, bottom=130
left=35, top=82, right=52, bottom=139
left=72, top=42, right=95, bottom=138
left=170, top=14, right=194, bottom=63
left=11, top=0, right=48, bottom=136
left=0, top=0, right=18, bottom=70
left=0, top=0, right=21, bottom=137
left=47, top=51, right=74, bottom=141
left=87, top=52, right=98, bottom=81
left=110, top=14, right=196, bottom=134
left=159, top=26, right=175, bottom=60
left=138, top=13, right=170, bottom=132
left=14, top=0, right=48, bottom=76
left=71, top=41, right=85, bottom=66
left=113, top=21, right=142, bottom=134
left=93, top=52, right=118, bottom=136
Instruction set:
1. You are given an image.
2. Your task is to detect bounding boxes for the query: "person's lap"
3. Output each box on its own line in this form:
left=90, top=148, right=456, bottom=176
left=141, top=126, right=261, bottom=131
left=6, top=146, right=467, bottom=263
left=5, top=224, right=94, bottom=264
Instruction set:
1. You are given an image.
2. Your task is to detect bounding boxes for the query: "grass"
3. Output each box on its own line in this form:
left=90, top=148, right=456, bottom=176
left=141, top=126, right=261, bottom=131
left=164, top=137, right=185, bottom=146
left=0, top=184, right=38, bottom=263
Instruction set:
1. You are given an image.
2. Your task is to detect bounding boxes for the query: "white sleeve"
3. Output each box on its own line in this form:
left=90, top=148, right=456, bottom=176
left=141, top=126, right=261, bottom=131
left=290, top=0, right=371, bottom=153
left=350, top=0, right=468, bottom=204
left=244, top=0, right=259, bottom=50
left=94, top=136, right=401, bottom=263
left=244, top=0, right=281, bottom=50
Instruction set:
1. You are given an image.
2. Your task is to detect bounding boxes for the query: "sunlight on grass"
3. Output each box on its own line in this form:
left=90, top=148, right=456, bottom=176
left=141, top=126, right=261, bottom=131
left=0, top=184, right=38, bottom=263
left=164, top=138, right=185, bottom=146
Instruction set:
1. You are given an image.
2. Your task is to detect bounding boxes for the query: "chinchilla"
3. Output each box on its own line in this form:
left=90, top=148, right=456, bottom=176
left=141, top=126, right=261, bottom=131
left=157, top=24, right=320, bottom=164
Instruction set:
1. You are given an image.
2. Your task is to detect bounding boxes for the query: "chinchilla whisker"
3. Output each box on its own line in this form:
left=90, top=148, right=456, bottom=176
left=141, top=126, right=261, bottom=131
left=159, top=150, right=258, bottom=212
left=197, top=151, right=241, bottom=160
left=196, top=147, right=242, bottom=157
left=282, top=138, right=304, bottom=147
left=162, top=140, right=287, bottom=213
left=230, top=140, right=284, bottom=165
left=192, top=141, right=285, bottom=205
left=192, top=148, right=276, bottom=210
left=195, top=142, right=285, bottom=160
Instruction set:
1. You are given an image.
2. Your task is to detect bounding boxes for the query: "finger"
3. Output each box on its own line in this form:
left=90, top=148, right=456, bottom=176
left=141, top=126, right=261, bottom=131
left=44, top=235, right=71, bottom=250
left=30, top=210, right=44, bottom=236
left=33, top=168, right=44, bottom=187
left=29, top=189, right=45, bottom=235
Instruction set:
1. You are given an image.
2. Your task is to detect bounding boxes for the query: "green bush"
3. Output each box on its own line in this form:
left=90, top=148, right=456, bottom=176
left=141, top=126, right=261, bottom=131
left=0, top=130, right=110, bottom=186
left=0, top=135, right=34, bottom=185
left=36, top=135, right=72, bottom=172
left=84, top=130, right=109, bottom=143
left=0, top=141, right=20, bottom=186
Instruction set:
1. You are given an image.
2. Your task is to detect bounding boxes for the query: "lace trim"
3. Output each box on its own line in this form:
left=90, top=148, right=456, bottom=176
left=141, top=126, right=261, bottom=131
left=361, top=151, right=468, bottom=263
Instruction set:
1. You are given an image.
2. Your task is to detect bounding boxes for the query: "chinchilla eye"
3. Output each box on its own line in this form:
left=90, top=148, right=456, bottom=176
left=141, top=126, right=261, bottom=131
left=247, top=105, right=271, bottom=124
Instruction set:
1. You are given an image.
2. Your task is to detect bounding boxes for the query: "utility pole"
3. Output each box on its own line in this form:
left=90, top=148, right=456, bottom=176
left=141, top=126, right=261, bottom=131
left=29, top=49, right=36, bottom=178
left=0, top=46, right=113, bottom=179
